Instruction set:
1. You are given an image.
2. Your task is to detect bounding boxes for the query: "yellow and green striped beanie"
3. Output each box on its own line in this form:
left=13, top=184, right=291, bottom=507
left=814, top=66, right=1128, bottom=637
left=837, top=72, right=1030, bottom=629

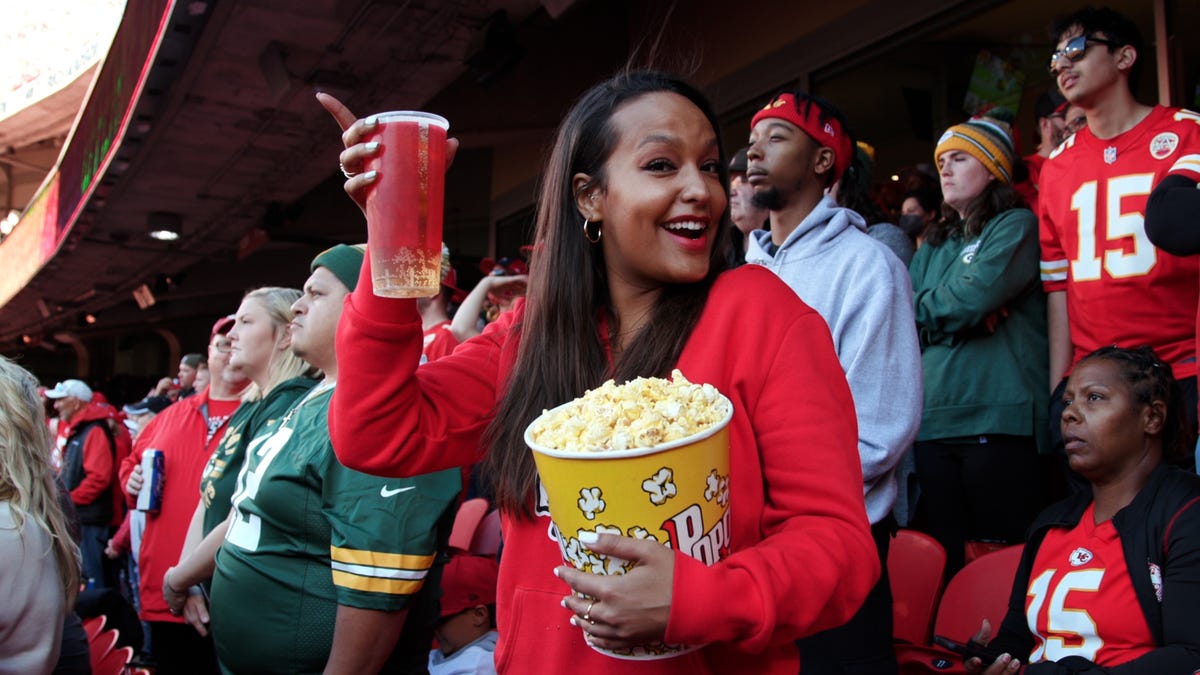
left=934, top=115, right=1016, bottom=184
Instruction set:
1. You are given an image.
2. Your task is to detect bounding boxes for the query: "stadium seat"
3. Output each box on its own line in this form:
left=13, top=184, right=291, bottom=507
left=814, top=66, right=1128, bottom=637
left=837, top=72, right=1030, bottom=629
left=470, top=508, right=503, bottom=557
left=88, top=628, right=120, bottom=672
left=895, top=544, right=1024, bottom=674
left=449, top=498, right=490, bottom=552
left=82, top=614, right=106, bottom=642
left=888, top=529, right=946, bottom=645
left=93, top=644, right=133, bottom=675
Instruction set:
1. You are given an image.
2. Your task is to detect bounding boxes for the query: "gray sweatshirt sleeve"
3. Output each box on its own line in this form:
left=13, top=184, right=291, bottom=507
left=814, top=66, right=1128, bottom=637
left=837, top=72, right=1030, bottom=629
left=836, top=250, right=924, bottom=524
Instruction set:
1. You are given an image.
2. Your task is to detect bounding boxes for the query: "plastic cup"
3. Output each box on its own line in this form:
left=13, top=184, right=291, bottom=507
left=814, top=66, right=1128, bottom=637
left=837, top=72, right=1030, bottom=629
left=525, top=396, right=733, bottom=660
left=363, top=111, right=449, bottom=297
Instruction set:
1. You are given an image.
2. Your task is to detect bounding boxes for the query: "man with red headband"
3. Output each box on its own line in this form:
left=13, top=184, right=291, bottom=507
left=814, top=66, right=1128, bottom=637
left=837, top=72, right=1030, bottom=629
left=745, top=90, right=921, bottom=675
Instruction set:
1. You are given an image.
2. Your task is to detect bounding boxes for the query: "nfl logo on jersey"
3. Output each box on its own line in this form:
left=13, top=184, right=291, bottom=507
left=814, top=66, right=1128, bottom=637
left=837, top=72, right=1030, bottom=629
left=1103, top=146, right=1117, bottom=164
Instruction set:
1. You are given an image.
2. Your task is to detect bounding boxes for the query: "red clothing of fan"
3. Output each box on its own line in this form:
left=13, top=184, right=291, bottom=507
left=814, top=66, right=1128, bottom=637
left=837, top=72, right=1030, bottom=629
left=1038, top=105, right=1200, bottom=379
left=1026, top=503, right=1154, bottom=667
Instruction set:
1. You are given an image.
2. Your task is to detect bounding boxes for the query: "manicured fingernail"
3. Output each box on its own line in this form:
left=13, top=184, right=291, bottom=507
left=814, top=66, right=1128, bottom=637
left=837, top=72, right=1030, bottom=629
left=560, top=598, right=567, bottom=608
left=364, top=115, right=378, bottom=126
left=553, top=567, right=561, bottom=578
left=366, top=141, right=380, bottom=152
left=362, top=170, right=377, bottom=181
left=569, top=616, right=578, bottom=627
left=578, top=531, right=599, bottom=544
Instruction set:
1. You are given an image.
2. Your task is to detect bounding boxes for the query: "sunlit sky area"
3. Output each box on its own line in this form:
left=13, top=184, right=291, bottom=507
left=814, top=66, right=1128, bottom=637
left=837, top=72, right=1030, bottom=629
left=0, top=0, right=126, bottom=120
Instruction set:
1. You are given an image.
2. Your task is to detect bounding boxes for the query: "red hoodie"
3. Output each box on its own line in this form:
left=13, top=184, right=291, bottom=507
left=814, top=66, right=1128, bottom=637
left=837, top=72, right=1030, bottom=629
left=118, top=389, right=240, bottom=622
left=331, top=258, right=877, bottom=674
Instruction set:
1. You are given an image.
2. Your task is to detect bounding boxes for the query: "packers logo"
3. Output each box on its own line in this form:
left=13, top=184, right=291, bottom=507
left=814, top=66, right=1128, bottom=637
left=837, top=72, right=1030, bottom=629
left=960, top=240, right=981, bottom=264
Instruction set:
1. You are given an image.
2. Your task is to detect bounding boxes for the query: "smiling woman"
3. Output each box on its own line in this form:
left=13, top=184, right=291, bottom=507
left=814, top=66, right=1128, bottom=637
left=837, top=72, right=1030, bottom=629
left=322, top=70, right=879, bottom=674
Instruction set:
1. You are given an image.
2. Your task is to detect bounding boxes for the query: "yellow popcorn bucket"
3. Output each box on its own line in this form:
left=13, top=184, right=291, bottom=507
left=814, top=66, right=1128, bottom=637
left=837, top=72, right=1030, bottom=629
left=524, top=395, right=733, bottom=660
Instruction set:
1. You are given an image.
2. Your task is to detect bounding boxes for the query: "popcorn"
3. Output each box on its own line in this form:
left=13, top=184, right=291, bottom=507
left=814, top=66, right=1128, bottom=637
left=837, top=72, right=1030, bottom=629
left=529, top=369, right=730, bottom=452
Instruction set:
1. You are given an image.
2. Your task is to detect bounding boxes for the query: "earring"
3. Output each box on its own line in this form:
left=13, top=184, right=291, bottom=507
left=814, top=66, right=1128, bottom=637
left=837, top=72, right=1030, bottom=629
left=583, top=218, right=602, bottom=244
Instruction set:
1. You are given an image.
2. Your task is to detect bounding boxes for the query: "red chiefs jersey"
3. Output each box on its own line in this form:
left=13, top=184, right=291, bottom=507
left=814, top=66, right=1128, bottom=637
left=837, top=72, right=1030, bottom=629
left=1039, top=105, right=1200, bottom=379
left=1025, top=504, right=1155, bottom=667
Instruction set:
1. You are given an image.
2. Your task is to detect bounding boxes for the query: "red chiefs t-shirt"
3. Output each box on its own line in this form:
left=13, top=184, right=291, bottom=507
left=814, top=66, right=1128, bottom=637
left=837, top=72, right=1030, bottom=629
left=1025, top=503, right=1155, bottom=666
left=1039, top=105, right=1200, bottom=379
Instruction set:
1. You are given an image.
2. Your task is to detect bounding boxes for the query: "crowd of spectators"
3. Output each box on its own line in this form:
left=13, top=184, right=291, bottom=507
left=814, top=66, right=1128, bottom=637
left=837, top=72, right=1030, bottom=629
left=4, top=5, right=1200, bottom=675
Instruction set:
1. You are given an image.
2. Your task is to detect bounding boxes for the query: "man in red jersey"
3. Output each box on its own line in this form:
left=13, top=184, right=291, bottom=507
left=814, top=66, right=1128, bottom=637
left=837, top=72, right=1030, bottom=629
left=1039, top=7, right=1200, bottom=464
left=120, top=316, right=245, bottom=673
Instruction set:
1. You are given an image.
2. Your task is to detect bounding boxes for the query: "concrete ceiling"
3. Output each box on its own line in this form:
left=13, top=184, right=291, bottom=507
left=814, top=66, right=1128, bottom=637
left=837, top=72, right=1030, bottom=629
left=0, top=0, right=558, bottom=349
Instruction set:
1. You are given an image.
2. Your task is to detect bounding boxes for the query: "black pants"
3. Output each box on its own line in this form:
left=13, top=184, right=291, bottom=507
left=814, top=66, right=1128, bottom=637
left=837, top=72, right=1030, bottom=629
left=148, top=622, right=219, bottom=675
left=796, top=518, right=897, bottom=675
left=914, top=435, right=1044, bottom=577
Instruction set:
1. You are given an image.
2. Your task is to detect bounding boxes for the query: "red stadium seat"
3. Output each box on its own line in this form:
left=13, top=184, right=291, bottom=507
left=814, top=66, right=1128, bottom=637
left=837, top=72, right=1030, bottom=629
left=888, top=529, right=946, bottom=645
left=895, top=544, right=1024, bottom=674
left=93, top=645, right=133, bottom=675
left=470, top=508, right=503, bottom=557
left=82, top=614, right=106, bottom=642
left=88, top=628, right=120, bottom=672
left=449, top=498, right=490, bottom=552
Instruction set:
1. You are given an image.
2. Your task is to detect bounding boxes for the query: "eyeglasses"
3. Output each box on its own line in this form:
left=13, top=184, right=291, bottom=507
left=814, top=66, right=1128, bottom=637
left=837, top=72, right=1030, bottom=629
left=1049, top=34, right=1118, bottom=74
left=1064, top=114, right=1088, bottom=135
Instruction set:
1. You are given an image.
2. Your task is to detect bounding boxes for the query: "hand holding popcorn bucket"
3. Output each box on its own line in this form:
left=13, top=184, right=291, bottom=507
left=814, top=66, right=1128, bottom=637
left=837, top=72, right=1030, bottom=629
left=525, top=371, right=733, bottom=660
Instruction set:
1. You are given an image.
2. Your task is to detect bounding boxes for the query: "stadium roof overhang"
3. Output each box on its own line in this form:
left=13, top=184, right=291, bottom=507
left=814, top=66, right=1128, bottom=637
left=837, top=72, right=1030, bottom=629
left=0, top=0, right=565, bottom=350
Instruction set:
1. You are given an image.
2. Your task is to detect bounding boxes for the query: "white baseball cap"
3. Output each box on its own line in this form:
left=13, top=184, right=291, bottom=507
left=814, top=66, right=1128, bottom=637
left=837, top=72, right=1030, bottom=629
left=44, top=379, right=93, bottom=402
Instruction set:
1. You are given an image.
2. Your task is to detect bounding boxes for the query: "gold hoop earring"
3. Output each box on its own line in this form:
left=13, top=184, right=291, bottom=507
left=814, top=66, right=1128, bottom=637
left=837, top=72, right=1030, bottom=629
left=583, top=219, right=602, bottom=244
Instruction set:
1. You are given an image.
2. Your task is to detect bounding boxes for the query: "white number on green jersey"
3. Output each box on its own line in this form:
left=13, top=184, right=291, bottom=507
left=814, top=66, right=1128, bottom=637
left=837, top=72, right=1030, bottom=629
left=1069, top=175, right=1156, bottom=281
left=1027, top=568, right=1104, bottom=662
left=226, top=427, right=293, bottom=552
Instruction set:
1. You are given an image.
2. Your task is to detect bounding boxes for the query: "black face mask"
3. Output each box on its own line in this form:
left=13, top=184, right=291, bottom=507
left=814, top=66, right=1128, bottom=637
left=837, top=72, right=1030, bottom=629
left=897, top=214, right=926, bottom=237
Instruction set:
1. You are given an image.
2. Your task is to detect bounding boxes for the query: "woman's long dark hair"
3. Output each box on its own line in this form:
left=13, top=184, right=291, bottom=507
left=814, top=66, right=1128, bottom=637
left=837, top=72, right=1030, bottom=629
left=481, top=71, right=732, bottom=517
left=924, top=179, right=1022, bottom=248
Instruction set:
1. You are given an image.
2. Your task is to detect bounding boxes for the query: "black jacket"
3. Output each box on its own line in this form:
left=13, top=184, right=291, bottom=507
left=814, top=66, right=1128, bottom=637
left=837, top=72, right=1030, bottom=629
left=990, top=464, right=1200, bottom=674
left=61, top=419, right=115, bottom=526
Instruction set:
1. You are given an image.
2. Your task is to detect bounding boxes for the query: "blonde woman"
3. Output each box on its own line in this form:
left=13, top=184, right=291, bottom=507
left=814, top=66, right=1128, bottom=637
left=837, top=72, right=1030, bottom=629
left=165, top=287, right=318, bottom=635
left=0, top=356, right=81, bottom=674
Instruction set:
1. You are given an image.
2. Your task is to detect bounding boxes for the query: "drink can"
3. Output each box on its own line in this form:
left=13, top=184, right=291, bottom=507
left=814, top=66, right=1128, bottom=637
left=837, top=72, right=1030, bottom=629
left=137, top=449, right=164, bottom=513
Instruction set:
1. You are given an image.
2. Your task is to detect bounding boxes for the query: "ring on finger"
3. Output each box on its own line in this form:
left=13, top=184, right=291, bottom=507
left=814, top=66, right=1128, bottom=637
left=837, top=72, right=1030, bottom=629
left=583, top=599, right=596, bottom=622
left=340, top=162, right=357, bottom=179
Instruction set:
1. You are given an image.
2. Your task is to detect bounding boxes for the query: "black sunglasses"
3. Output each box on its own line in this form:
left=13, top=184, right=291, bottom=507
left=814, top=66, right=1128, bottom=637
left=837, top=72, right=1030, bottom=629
left=1049, top=34, right=1118, bottom=74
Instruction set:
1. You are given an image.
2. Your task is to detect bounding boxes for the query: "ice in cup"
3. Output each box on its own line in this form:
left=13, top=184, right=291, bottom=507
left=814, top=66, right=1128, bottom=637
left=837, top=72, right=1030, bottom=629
left=363, top=111, right=449, bottom=297
left=525, top=371, right=733, bottom=660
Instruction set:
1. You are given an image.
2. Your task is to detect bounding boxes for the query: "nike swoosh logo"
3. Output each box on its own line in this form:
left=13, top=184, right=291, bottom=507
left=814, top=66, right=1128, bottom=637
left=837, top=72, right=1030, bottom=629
left=380, top=485, right=416, bottom=498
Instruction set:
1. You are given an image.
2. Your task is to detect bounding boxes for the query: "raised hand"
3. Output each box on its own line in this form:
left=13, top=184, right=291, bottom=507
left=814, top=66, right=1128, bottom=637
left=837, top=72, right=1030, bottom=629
left=315, top=92, right=459, bottom=213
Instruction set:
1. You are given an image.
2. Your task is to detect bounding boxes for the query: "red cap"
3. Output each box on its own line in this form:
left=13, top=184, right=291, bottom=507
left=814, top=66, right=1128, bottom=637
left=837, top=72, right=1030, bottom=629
left=211, top=314, right=236, bottom=340
left=751, top=92, right=853, bottom=184
left=441, top=268, right=468, bottom=304
left=440, top=555, right=498, bottom=617
left=479, top=256, right=529, bottom=277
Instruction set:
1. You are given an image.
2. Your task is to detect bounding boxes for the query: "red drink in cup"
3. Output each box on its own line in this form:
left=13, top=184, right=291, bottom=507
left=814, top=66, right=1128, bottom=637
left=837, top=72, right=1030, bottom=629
left=364, top=111, right=449, bottom=297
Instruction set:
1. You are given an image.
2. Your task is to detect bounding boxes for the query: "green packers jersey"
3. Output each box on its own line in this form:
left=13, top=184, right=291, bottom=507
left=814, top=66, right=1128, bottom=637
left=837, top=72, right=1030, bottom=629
left=210, top=384, right=460, bottom=674
left=198, top=376, right=317, bottom=535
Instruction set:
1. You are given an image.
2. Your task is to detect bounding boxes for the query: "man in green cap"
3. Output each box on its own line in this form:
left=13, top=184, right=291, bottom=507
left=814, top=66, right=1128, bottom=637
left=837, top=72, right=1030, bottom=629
left=166, top=244, right=462, bottom=674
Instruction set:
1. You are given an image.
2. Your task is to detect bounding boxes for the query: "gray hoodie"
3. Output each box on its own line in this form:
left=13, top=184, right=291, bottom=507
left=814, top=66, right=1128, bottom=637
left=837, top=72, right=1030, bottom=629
left=746, top=195, right=922, bottom=524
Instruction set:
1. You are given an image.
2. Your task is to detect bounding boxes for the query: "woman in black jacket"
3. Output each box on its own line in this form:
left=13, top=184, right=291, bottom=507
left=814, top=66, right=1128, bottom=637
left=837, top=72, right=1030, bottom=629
left=967, top=346, right=1200, bottom=674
